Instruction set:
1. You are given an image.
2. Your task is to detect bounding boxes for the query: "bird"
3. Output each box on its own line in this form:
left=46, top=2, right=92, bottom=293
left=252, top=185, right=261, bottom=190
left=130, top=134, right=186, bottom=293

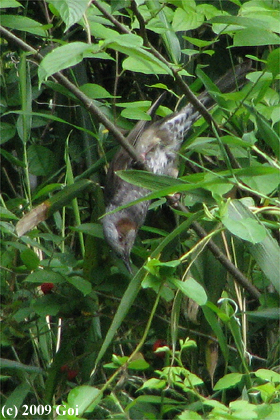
left=102, top=62, right=251, bottom=272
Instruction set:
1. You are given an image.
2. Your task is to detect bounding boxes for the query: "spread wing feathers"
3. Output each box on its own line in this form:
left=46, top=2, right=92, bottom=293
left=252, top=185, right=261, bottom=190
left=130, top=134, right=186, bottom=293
left=105, top=61, right=251, bottom=199
left=157, top=60, right=252, bottom=149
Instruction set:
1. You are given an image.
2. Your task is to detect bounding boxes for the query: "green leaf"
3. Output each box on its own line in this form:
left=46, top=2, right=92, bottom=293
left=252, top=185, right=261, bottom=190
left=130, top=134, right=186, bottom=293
left=128, top=358, right=150, bottom=370
left=178, top=410, right=203, bottom=420
left=32, top=183, right=63, bottom=201
left=267, top=48, right=280, bottom=77
left=246, top=308, right=280, bottom=319
left=0, top=207, right=18, bottom=220
left=38, top=42, right=97, bottom=83
left=0, top=0, right=22, bottom=7
left=47, top=179, right=94, bottom=214
left=255, top=369, right=280, bottom=383
left=121, top=107, right=151, bottom=120
left=105, top=35, right=171, bottom=75
left=255, top=111, right=280, bottom=160
left=0, top=148, right=25, bottom=168
left=20, top=248, right=40, bottom=270
left=214, top=372, right=244, bottom=390
left=0, top=122, right=16, bottom=144
left=67, top=276, right=92, bottom=296
left=233, top=28, right=280, bottom=47
left=172, top=7, right=204, bottom=31
left=170, top=278, right=207, bottom=306
left=0, top=358, right=43, bottom=373
left=183, top=36, right=216, bottom=48
left=139, top=378, right=166, bottom=390
left=225, top=200, right=280, bottom=294
left=0, top=15, right=47, bottom=36
left=48, top=0, right=89, bottom=32
left=32, top=294, right=64, bottom=316
left=122, top=55, right=169, bottom=75
left=25, top=268, right=65, bottom=284
left=80, top=83, right=114, bottom=99
left=27, top=144, right=55, bottom=176
left=72, top=223, right=104, bottom=238
left=222, top=216, right=267, bottom=244
left=67, top=385, right=102, bottom=415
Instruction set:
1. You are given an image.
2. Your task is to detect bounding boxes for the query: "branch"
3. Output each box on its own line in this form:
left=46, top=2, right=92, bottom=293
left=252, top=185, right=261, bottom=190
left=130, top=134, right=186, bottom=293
left=0, top=25, right=145, bottom=168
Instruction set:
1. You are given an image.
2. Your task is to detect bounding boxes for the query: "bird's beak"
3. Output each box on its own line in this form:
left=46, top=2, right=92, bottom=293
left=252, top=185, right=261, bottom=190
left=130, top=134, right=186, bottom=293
left=123, top=254, right=133, bottom=274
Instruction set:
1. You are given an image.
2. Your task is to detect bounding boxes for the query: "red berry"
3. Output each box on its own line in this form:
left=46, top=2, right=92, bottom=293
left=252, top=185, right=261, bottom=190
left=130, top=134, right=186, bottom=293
left=152, top=339, right=170, bottom=359
left=60, top=364, right=78, bottom=381
left=67, top=369, right=78, bottom=381
left=60, top=364, right=68, bottom=372
left=41, top=283, right=54, bottom=294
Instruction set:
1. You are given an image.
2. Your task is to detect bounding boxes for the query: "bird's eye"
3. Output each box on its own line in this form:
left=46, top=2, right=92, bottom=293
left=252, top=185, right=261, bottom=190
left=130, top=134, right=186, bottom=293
left=118, top=234, right=124, bottom=243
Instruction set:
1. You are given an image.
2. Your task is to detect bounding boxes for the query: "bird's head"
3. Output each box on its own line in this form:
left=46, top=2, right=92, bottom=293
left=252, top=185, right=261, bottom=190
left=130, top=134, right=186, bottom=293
left=102, top=212, right=137, bottom=273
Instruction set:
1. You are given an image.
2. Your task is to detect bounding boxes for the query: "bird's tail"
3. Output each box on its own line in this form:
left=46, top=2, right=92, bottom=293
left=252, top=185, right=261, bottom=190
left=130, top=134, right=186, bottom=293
left=159, top=60, right=252, bottom=147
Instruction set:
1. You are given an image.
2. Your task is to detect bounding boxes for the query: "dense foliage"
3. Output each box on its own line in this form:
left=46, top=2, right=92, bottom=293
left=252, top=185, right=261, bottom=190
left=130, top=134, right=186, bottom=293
left=0, top=0, right=280, bottom=419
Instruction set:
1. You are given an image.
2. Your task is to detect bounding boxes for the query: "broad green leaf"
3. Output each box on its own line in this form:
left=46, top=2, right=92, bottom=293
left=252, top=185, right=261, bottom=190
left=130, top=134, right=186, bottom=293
left=48, top=0, right=89, bottom=32
left=226, top=200, right=280, bottom=293
left=32, top=294, right=65, bottom=317
left=87, top=32, right=172, bottom=75
left=229, top=400, right=259, bottom=419
left=122, top=54, right=170, bottom=75
left=128, top=358, right=150, bottom=370
left=80, top=83, right=115, bottom=99
left=87, top=21, right=119, bottom=39
left=172, top=7, right=204, bottom=31
left=38, top=42, right=98, bottom=83
left=25, top=268, right=65, bottom=284
left=0, top=0, right=22, bottom=7
left=170, top=278, right=207, bottom=306
left=139, top=378, right=166, bottom=390
left=68, top=385, right=102, bottom=415
left=0, top=122, right=16, bottom=144
left=0, top=15, right=48, bottom=36
left=267, top=48, right=280, bottom=77
left=255, top=369, right=280, bottom=383
left=72, top=223, right=104, bottom=238
left=214, top=372, right=244, bottom=390
left=233, top=28, right=280, bottom=47
left=222, top=216, right=267, bottom=244
left=178, top=410, right=203, bottom=420
left=121, top=108, right=151, bottom=120
left=67, top=276, right=92, bottom=296
left=20, top=248, right=40, bottom=270
left=27, top=144, right=55, bottom=176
